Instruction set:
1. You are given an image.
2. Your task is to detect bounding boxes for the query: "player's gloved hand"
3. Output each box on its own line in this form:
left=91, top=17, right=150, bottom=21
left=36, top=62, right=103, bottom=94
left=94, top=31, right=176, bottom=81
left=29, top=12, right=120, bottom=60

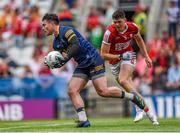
left=119, top=52, right=136, bottom=60
left=44, top=56, right=66, bottom=69
left=50, top=57, right=66, bottom=69
left=54, top=58, right=66, bottom=68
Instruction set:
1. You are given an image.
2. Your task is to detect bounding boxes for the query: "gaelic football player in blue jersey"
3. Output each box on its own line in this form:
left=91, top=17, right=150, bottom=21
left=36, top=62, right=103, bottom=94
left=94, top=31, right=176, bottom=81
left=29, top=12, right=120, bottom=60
left=42, top=13, right=149, bottom=128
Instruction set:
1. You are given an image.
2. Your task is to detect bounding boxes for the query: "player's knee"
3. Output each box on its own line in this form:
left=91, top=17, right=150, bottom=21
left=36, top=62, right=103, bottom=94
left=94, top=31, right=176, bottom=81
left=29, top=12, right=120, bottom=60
left=97, top=89, right=109, bottom=97
left=68, top=86, right=77, bottom=97
left=68, top=89, right=77, bottom=97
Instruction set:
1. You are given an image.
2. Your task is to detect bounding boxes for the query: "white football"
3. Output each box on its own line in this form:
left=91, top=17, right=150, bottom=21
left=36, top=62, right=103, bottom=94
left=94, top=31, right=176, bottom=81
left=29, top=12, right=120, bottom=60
left=45, top=51, right=64, bottom=67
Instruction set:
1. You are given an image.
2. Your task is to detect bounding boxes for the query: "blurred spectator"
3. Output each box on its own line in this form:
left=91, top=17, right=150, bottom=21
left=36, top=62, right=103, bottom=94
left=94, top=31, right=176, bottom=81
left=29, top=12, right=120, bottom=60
left=21, top=0, right=33, bottom=20
left=11, top=8, right=24, bottom=48
left=103, top=1, right=115, bottom=26
left=160, top=31, right=175, bottom=53
left=58, top=4, right=74, bottom=27
left=0, top=4, right=13, bottom=31
left=86, top=6, right=100, bottom=32
left=152, top=48, right=171, bottom=94
left=166, top=0, right=180, bottom=41
left=138, top=73, right=153, bottom=95
left=86, top=6, right=104, bottom=52
left=131, top=4, right=147, bottom=53
left=65, top=0, right=75, bottom=8
left=23, top=65, right=34, bottom=78
left=176, top=31, right=180, bottom=48
left=147, top=33, right=162, bottom=62
left=134, top=54, right=153, bottom=95
left=28, top=49, right=45, bottom=77
left=133, top=4, right=147, bottom=40
left=89, top=23, right=103, bottom=53
left=97, top=7, right=106, bottom=25
left=34, top=39, right=44, bottom=56
left=69, top=0, right=80, bottom=27
left=166, top=49, right=180, bottom=91
left=8, top=0, right=18, bottom=10
left=0, top=28, right=3, bottom=43
left=0, top=4, right=14, bottom=46
left=25, top=5, right=41, bottom=38
left=0, top=59, right=12, bottom=79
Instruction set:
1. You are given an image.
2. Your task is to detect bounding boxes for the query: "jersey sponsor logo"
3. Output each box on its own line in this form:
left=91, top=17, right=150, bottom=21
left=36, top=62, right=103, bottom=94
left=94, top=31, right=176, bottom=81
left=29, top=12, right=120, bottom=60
left=90, top=64, right=104, bottom=73
left=115, top=40, right=131, bottom=50
left=122, top=36, right=127, bottom=40
left=115, top=37, right=121, bottom=40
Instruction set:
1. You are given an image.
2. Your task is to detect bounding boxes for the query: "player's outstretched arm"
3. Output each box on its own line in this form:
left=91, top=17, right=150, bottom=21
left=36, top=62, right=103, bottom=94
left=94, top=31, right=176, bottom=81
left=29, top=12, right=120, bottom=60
left=101, top=42, right=119, bottom=60
left=134, top=31, right=152, bottom=68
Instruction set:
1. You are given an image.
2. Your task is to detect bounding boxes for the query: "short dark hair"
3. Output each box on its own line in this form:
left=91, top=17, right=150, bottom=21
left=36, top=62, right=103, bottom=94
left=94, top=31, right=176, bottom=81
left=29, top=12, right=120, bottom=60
left=42, top=13, right=59, bottom=25
left=112, top=9, right=126, bottom=19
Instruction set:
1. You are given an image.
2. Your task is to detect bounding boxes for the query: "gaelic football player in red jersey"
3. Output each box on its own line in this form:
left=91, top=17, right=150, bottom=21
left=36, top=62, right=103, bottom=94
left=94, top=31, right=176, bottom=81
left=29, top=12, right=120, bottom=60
left=101, top=9, right=159, bottom=125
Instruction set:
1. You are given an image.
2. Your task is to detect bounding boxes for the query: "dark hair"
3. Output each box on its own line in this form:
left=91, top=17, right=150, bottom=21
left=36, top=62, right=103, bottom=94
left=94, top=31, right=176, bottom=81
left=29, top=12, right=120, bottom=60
left=42, top=13, right=59, bottom=25
left=112, top=9, right=125, bottom=19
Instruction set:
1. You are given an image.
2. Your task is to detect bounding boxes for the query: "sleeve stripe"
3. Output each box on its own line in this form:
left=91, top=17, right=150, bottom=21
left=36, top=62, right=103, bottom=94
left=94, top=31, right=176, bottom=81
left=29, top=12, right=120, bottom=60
left=103, top=30, right=111, bottom=44
left=65, top=29, right=74, bottom=38
left=68, top=34, right=76, bottom=42
left=102, top=41, right=111, bottom=45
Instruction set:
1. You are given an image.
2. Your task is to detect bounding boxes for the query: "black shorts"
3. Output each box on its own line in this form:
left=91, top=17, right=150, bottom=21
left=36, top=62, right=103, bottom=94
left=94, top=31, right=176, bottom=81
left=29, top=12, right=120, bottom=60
left=73, top=55, right=105, bottom=80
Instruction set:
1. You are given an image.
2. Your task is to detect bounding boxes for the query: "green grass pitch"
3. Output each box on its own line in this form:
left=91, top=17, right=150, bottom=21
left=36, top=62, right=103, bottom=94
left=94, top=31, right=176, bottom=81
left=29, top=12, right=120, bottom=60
left=0, top=117, right=179, bottom=132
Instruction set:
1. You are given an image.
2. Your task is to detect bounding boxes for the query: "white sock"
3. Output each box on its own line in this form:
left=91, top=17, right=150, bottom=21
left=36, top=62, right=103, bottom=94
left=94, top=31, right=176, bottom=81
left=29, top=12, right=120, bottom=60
left=76, top=107, right=87, bottom=121
left=78, top=111, right=87, bottom=121
left=124, top=91, right=134, bottom=100
left=146, top=110, right=154, bottom=118
left=135, top=104, right=143, bottom=114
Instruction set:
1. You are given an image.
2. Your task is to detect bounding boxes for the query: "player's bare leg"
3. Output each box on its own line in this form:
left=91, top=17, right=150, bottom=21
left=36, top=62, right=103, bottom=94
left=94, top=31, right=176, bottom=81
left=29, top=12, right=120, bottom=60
left=129, top=76, right=144, bottom=122
left=116, top=77, right=144, bottom=123
left=68, top=77, right=90, bottom=127
left=113, top=63, right=144, bottom=122
left=118, top=64, right=159, bottom=125
left=92, top=76, right=149, bottom=110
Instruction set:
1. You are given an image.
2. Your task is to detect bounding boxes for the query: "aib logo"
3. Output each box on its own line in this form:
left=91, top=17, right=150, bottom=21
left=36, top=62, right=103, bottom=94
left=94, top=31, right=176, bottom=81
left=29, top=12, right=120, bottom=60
left=0, top=104, right=23, bottom=121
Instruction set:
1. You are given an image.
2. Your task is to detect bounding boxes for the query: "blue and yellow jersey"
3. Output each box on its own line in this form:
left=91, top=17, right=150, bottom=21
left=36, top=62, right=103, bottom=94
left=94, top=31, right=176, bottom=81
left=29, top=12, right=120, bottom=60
left=53, top=26, right=99, bottom=68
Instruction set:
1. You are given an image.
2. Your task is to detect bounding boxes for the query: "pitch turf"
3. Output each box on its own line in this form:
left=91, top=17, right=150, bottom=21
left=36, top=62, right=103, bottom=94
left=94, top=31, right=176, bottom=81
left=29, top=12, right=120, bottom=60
left=0, top=117, right=179, bottom=132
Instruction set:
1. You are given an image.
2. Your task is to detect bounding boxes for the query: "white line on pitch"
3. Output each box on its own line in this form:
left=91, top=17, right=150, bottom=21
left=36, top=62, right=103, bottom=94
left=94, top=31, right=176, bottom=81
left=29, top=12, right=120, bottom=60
left=0, top=122, right=74, bottom=131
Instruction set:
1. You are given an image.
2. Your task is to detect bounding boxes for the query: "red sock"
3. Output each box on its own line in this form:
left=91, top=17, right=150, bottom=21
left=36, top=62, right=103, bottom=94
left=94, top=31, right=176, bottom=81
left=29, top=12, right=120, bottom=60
left=144, top=106, right=149, bottom=112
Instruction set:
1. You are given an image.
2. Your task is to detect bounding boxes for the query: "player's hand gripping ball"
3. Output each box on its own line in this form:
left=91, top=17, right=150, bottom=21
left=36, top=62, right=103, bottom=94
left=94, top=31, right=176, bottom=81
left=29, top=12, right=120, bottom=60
left=44, top=51, right=65, bottom=69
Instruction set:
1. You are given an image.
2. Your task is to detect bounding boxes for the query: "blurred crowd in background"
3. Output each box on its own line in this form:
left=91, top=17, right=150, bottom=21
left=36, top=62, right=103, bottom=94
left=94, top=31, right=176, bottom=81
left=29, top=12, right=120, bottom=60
left=0, top=0, right=180, bottom=99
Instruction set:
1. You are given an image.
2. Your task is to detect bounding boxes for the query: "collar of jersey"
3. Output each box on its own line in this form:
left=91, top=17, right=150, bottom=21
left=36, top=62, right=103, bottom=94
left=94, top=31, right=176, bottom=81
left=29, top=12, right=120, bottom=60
left=118, top=23, right=128, bottom=34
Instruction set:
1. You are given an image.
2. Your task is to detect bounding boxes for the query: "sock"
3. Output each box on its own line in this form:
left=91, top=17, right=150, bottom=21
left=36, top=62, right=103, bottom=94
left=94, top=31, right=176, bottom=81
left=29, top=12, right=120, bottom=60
left=135, top=104, right=143, bottom=114
left=76, top=107, right=87, bottom=121
left=146, top=109, right=154, bottom=118
left=144, top=106, right=149, bottom=113
left=121, top=91, right=134, bottom=100
left=130, top=91, right=143, bottom=113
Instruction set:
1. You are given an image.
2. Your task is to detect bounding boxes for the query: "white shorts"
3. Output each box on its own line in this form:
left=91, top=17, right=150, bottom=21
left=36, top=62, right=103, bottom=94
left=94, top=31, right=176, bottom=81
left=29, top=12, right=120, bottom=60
left=110, top=56, right=136, bottom=78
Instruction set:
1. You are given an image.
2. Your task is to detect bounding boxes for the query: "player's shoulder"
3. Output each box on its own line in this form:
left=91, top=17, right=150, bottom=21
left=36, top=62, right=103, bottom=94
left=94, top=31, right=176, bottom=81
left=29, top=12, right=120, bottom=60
left=127, top=22, right=138, bottom=30
left=60, top=26, right=76, bottom=38
left=105, top=24, right=117, bottom=36
left=126, top=22, right=139, bottom=34
left=106, top=24, right=116, bottom=32
left=60, top=26, right=73, bottom=33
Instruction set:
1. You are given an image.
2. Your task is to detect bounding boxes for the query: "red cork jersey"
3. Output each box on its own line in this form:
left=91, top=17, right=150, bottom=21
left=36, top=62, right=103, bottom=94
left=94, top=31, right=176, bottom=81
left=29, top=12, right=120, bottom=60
left=102, top=22, right=138, bottom=64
